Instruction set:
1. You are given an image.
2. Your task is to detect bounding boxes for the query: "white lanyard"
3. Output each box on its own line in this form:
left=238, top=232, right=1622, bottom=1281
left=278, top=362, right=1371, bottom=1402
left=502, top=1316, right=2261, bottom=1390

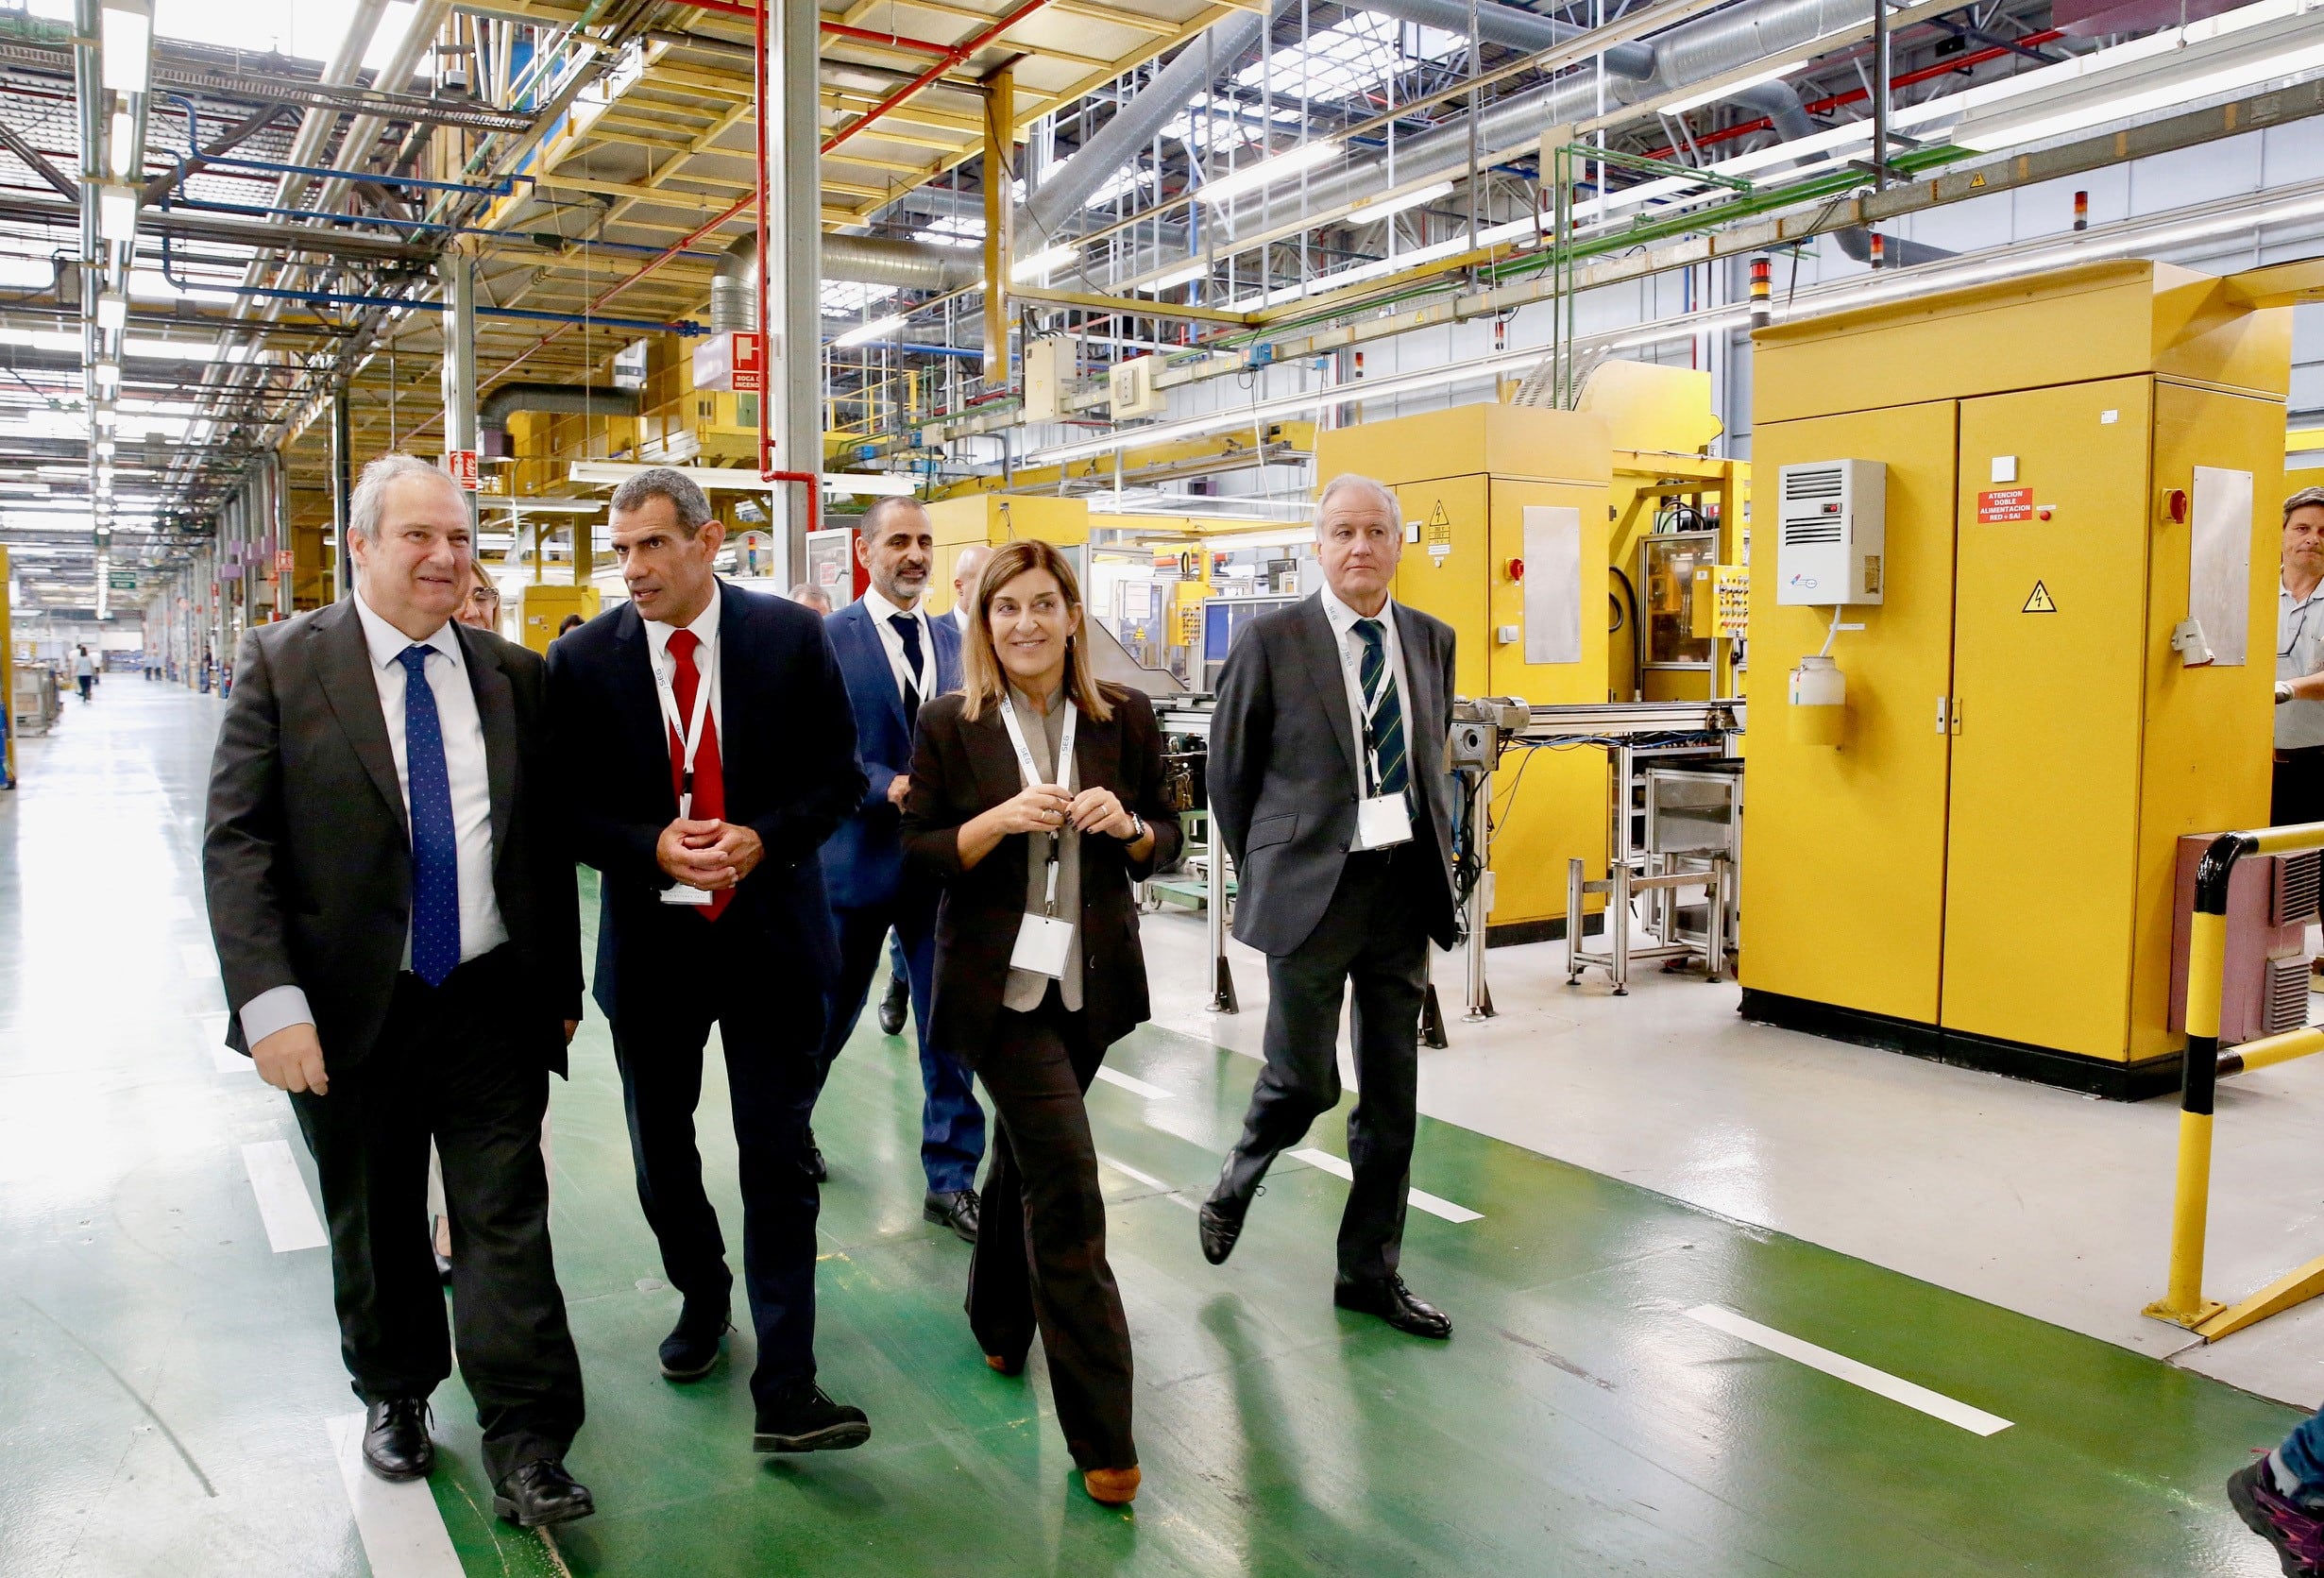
left=653, top=632, right=719, bottom=818
left=998, top=694, right=1077, bottom=915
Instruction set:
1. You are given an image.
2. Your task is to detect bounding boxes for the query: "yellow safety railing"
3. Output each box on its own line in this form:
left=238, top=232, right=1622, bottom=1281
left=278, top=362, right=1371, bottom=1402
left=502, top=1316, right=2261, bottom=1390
left=2146, top=821, right=2324, bottom=1341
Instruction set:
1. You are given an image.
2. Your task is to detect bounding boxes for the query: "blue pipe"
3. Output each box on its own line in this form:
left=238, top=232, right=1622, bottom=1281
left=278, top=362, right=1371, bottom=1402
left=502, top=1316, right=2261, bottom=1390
left=823, top=339, right=983, bottom=362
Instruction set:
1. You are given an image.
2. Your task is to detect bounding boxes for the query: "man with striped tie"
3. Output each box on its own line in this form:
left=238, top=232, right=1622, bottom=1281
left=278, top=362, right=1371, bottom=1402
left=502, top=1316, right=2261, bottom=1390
left=203, top=453, right=591, bottom=1526
left=1198, top=473, right=1463, bottom=1340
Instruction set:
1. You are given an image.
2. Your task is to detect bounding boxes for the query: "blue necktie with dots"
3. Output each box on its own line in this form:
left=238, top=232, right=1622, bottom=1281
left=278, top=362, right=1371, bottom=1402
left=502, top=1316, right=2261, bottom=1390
left=396, top=645, right=462, bottom=987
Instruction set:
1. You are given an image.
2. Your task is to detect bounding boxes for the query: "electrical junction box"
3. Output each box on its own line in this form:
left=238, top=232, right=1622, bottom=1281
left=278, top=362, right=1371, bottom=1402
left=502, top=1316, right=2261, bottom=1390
left=1023, top=339, right=1071, bottom=422
left=1775, top=458, right=1885, bottom=605
left=1110, top=355, right=1167, bottom=418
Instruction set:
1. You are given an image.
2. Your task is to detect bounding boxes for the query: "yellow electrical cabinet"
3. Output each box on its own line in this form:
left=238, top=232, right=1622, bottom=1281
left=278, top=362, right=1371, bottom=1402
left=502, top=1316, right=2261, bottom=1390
left=1742, top=259, right=2291, bottom=1096
left=517, top=584, right=602, bottom=654
left=1316, top=405, right=1613, bottom=937
left=923, top=494, right=1091, bottom=617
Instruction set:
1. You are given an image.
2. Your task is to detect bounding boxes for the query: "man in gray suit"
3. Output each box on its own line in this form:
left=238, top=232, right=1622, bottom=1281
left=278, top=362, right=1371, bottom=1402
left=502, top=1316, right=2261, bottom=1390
left=1197, top=473, right=1461, bottom=1338
left=203, top=453, right=592, bottom=1526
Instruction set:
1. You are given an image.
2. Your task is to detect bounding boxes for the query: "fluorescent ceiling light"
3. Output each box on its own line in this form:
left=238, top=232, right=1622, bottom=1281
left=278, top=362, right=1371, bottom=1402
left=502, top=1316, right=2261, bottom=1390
left=95, top=292, right=127, bottom=332
left=1949, top=7, right=2324, bottom=151
left=823, top=473, right=917, bottom=497
left=1196, top=140, right=1343, bottom=207
left=1660, top=57, right=1817, bottom=116
left=99, top=1, right=151, bottom=93
left=1010, top=245, right=1077, bottom=283
left=96, top=186, right=139, bottom=243
left=107, top=108, right=136, bottom=179
left=568, top=462, right=812, bottom=492
left=1145, top=262, right=1207, bottom=292
left=831, top=313, right=908, bottom=348
left=0, top=327, right=82, bottom=353
left=1348, top=181, right=1454, bottom=224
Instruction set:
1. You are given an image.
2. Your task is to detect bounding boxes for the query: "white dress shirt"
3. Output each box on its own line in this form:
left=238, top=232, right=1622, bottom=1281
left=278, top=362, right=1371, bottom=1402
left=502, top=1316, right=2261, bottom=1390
left=859, top=585, right=936, bottom=713
left=1318, top=582, right=1414, bottom=795
left=239, top=588, right=509, bottom=1045
left=642, top=582, right=724, bottom=743
left=953, top=602, right=972, bottom=634
left=2282, top=576, right=2324, bottom=750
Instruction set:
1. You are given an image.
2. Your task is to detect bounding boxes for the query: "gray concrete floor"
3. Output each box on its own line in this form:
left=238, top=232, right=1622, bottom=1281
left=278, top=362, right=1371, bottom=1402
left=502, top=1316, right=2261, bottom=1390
left=1135, top=875, right=2324, bottom=1411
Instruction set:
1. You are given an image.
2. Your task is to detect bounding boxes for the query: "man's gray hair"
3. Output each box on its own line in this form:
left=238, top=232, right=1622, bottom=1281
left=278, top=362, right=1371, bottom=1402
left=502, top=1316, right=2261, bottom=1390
left=2287, top=485, right=2324, bottom=525
left=858, top=494, right=929, bottom=538
left=610, top=467, right=714, bottom=534
left=348, top=452, right=463, bottom=539
left=1315, top=472, right=1401, bottom=532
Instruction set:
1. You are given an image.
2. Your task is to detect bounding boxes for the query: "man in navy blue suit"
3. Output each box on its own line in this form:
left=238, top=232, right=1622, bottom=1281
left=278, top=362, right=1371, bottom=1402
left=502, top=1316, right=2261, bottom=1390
left=546, top=467, right=873, bottom=1456
left=813, top=497, right=987, bottom=1241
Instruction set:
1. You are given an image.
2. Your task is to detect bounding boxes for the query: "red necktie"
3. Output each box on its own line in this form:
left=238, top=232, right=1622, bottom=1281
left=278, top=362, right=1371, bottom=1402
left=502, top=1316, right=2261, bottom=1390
left=665, top=628, right=730, bottom=921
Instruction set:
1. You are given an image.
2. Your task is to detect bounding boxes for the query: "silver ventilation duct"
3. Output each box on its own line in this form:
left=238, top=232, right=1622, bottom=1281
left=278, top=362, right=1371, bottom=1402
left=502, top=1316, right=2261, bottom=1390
left=712, top=233, right=756, bottom=334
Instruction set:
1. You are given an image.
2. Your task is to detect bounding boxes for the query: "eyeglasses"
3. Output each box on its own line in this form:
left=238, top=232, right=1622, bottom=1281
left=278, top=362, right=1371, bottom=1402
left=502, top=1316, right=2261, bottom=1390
left=467, top=587, right=500, bottom=608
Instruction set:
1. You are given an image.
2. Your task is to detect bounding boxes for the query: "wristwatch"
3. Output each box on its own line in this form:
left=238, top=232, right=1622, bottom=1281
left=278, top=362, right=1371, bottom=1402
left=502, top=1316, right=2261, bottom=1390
left=1123, top=811, right=1146, bottom=842
left=2279, top=680, right=2296, bottom=704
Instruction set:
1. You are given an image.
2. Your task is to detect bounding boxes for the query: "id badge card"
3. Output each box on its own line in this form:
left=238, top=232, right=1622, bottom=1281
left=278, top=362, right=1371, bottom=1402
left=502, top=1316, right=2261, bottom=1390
left=1354, top=793, right=1413, bottom=850
left=1009, top=912, right=1075, bottom=977
left=659, top=883, right=715, bottom=907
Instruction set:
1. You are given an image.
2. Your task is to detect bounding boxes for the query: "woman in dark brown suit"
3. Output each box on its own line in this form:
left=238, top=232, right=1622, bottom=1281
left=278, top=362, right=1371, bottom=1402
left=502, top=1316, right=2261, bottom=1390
left=902, top=539, right=1181, bottom=1506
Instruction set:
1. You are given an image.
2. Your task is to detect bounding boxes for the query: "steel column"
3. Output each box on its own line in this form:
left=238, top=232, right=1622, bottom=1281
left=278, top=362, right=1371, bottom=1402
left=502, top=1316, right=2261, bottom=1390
left=982, top=65, right=1014, bottom=386
left=330, top=388, right=353, bottom=601
left=762, top=0, right=822, bottom=561
left=439, top=252, right=479, bottom=521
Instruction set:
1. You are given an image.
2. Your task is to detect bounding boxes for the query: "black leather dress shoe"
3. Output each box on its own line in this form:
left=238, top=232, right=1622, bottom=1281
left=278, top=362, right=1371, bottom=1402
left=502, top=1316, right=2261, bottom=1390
left=924, top=1188, right=979, bottom=1243
left=1332, top=1275, right=1453, bottom=1339
left=492, top=1458, right=596, bottom=1529
left=753, top=1383, right=872, bottom=1453
left=876, top=972, right=909, bottom=1036
left=658, top=1301, right=730, bottom=1381
left=803, top=1126, right=828, bottom=1184
left=361, top=1399, right=433, bottom=1482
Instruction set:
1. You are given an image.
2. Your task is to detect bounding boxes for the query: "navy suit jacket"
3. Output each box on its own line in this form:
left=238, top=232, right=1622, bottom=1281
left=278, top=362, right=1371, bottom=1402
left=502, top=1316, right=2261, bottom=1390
left=545, top=580, right=865, bottom=1025
left=821, top=597, right=962, bottom=910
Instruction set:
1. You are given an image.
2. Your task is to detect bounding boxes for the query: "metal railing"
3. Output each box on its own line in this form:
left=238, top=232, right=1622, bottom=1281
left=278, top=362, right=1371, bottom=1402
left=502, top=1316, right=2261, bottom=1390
left=2146, top=821, right=2324, bottom=1341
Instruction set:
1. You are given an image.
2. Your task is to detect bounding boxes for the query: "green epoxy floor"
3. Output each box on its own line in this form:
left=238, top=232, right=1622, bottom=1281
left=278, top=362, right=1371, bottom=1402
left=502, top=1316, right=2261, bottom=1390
left=0, top=684, right=2303, bottom=1577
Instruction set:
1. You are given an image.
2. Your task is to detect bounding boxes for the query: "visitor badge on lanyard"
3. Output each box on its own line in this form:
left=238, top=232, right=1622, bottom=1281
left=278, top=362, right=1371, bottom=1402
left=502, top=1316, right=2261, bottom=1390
left=1353, top=630, right=1412, bottom=851
left=654, top=632, right=719, bottom=907
left=999, top=695, right=1078, bottom=977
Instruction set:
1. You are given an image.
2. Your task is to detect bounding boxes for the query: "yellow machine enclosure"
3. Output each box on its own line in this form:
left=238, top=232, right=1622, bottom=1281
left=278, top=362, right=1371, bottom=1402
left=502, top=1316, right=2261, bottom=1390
left=516, top=583, right=602, bottom=654
left=1316, top=405, right=1613, bottom=936
left=1743, top=259, right=2290, bottom=1094
left=924, top=494, right=1091, bottom=617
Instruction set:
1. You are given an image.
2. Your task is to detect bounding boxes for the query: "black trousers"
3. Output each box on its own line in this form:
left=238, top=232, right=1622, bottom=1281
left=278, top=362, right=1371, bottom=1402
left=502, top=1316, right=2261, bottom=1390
left=965, top=992, right=1136, bottom=1472
left=813, top=894, right=985, bottom=1194
left=2275, top=747, right=2324, bottom=828
left=288, top=948, right=583, bottom=1483
left=607, top=920, right=823, bottom=1411
left=1225, top=846, right=1430, bottom=1285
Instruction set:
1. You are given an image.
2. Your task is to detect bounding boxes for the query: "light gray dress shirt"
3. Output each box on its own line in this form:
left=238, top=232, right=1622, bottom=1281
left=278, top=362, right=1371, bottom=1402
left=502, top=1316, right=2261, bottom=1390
left=2280, top=576, right=2324, bottom=751
left=1001, top=686, right=1082, bottom=1013
left=1317, top=583, right=1414, bottom=796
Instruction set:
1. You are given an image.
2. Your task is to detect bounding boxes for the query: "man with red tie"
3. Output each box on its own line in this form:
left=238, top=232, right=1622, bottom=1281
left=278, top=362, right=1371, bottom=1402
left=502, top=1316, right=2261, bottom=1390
left=546, top=468, right=871, bottom=1455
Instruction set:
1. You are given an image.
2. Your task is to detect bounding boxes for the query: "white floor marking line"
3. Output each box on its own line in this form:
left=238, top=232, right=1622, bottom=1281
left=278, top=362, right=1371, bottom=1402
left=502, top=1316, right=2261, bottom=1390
left=324, top=1414, right=464, bottom=1578
left=1095, top=1153, right=1201, bottom=1212
left=178, top=942, right=214, bottom=978
left=1682, top=1305, right=2013, bottom=1436
left=242, top=1140, right=329, bottom=1252
left=1286, top=1146, right=1484, bottom=1224
left=1094, top=1067, right=1174, bottom=1100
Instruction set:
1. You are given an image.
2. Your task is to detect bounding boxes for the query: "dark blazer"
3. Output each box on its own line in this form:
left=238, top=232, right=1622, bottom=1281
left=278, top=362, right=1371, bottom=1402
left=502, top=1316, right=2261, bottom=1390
left=1210, top=593, right=1460, bottom=957
left=901, top=686, right=1183, bottom=1063
left=545, top=581, right=865, bottom=1024
left=821, top=599, right=962, bottom=909
left=203, top=599, right=583, bottom=1072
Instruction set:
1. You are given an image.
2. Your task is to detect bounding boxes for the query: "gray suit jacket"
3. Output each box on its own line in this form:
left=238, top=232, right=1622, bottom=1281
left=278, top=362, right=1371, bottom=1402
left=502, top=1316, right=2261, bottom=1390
left=202, top=598, right=584, bottom=1073
left=1210, top=593, right=1460, bottom=957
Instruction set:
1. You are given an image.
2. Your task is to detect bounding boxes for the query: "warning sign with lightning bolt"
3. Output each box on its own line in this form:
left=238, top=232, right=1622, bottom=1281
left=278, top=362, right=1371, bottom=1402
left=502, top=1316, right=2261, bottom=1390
left=2023, top=580, right=2057, bottom=614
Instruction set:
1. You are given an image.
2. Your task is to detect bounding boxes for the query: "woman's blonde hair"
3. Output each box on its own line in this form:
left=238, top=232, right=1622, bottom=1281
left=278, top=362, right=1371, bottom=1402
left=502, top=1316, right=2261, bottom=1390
left=958, top=538, right=1113, bottom=723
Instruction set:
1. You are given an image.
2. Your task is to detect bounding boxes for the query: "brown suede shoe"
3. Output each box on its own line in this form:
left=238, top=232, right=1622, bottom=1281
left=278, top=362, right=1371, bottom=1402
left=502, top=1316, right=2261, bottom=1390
left=1083, top=1467, right=1141, bottom=1505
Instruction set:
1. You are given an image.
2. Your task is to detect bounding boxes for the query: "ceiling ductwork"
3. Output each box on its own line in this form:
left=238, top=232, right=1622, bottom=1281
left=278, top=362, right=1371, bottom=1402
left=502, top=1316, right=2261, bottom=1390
left=477, top=382, right=641, bottom=457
